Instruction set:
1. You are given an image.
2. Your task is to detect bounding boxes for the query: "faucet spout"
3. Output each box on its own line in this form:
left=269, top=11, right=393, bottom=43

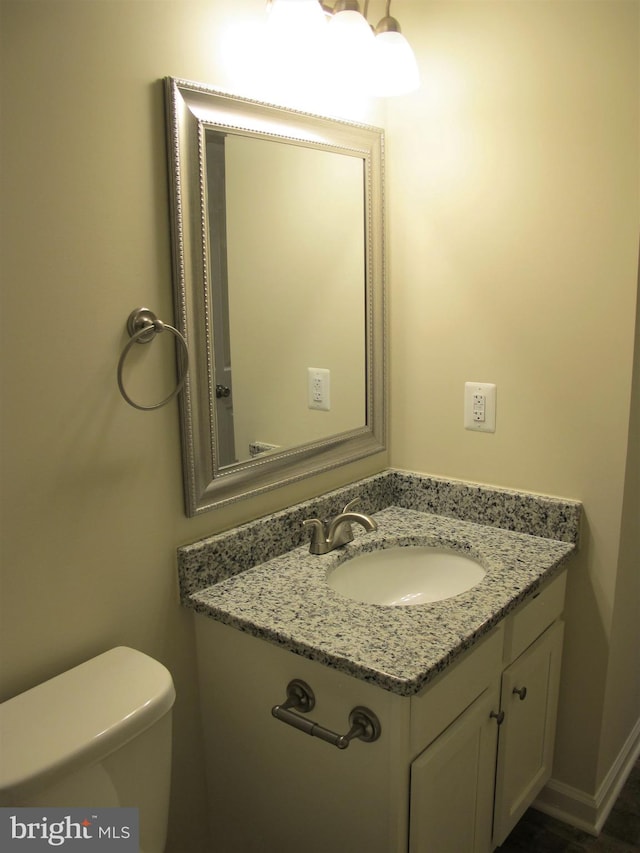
left=327, top=511, right=377, bottom=540
left=304, top=499, right=378, bottom=555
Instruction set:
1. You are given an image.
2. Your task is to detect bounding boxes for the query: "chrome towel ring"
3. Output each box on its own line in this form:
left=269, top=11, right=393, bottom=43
left=117, top=307, right=189, bottom=411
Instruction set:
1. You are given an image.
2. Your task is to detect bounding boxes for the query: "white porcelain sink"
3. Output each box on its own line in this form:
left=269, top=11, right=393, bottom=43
left=327, top=546, right=486, bottom=606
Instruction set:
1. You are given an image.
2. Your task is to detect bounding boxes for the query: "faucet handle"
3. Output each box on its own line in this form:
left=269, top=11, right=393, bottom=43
left=342, top=498, right=360, bottom=513
left=303, top=518, right=325, bottom=545
left=304, top=517, right=330, bottom=555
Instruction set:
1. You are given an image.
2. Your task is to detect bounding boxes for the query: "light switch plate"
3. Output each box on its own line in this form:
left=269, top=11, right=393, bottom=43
left=464, top=382, right=496, bottom=432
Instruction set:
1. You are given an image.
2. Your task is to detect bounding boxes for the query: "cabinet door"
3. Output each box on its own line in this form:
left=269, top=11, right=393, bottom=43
left=409, top=686, right=500, bottom=853
left=492, top=620, right=564, bottom=846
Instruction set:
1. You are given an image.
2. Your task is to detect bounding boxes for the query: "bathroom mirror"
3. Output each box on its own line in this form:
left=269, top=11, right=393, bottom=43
left=164, top=78, right=386, bottom=515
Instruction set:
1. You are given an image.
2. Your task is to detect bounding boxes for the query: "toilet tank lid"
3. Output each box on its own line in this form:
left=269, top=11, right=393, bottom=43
left=0, top=646, right=176, bottom=802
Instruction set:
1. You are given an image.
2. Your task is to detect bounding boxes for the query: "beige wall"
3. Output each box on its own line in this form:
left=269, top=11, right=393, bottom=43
left=599, top=255, right=640, bottom=783
left=1, top=0, right=638, bottom=848
left=386, top=0, right=639, bottom=798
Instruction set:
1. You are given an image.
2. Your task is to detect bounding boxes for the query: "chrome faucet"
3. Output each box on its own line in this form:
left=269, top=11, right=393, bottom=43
left=303, top=499, right=378, bottom=555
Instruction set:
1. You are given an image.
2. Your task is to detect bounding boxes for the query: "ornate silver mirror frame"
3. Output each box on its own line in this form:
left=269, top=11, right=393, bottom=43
left=164, top=77, right=386, bottom=516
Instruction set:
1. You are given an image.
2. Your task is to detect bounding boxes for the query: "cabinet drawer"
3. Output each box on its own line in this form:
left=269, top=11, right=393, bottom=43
left=410, top=626, right=504, bottom=755
left=503, top=570, right=566, bottom=665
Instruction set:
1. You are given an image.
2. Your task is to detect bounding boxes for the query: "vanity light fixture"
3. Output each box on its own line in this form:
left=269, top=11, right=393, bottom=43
left=325, top=0, right=375, bottom=92
left=263, top=0, right=328, bottom=98
left=264, top=0, right=420, bottom=97
left=327, top=1, right=375, bottom=51
left=266, top=0, right=327, bottom=41
left=372, top=2, right=420, bottom=96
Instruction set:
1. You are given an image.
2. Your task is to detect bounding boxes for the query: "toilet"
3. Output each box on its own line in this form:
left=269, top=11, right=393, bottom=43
left=0, top=646, right=176, bottom=853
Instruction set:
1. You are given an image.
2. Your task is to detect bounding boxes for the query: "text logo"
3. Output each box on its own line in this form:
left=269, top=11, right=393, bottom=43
left=0, top=808, right=138, bottom=850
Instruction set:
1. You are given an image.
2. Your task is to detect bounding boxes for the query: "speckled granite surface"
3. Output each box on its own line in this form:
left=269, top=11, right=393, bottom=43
left=178, top=469, right=581, bottom=599
left=179, top=470, right=581, bottom=696
left=188, top=505, right=575, bottom=695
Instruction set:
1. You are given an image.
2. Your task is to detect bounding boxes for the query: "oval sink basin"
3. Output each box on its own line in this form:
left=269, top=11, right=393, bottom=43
left=327, top=546, right=486, bottom=606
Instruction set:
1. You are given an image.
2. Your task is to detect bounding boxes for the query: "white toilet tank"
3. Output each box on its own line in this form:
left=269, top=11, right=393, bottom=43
left=0, top=646, right=176, bottom=853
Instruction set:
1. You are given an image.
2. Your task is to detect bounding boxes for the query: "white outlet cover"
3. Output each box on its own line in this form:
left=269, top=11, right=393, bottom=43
left=308, top=367, right=330, bottom=411
left=464, top=382, right=496, bottom=432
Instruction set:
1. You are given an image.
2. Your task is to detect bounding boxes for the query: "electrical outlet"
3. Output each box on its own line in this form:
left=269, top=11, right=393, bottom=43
left=308, top=368, right=330, bottom=411
left=464, top=382, right=496, bottom=432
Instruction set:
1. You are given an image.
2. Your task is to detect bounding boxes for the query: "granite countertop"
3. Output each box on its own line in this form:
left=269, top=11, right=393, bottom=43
left=188, top=503, right=576, bottom=696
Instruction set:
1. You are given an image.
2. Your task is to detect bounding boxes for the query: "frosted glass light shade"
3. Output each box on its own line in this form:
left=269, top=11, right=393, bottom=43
left=327, top=8, right=374, bottom=88
left=372, top=29, right=420, bottom=96
left=266, top=0, right=327, bottom=44
left=263, top=0, right=327, bottom=99
left=329, top=8, right=374, bottom=44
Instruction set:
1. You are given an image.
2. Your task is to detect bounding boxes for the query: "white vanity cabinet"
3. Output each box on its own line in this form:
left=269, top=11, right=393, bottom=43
left=492, top=593, right=565, bottom=845
left=409, top=685, right=500, bottom=853
left=194, top=571, right=566, bottom=853
left=409, top=571, right=566, bottom=853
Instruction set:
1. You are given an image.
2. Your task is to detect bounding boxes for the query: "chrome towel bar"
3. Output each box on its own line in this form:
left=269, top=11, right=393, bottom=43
left=271, top=679, right=381, bottom=750
left=117, top=307, right=189, bottom=411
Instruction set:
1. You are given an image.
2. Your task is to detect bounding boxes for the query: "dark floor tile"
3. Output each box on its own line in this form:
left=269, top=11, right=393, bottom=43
left=581, top=834, right=640, bottom=852
left=498, top=758, right=640, bottom=852
left=499, top=818, right=589, bottom=852
left=601, top=808, right=640, bottom=846
left=600, top=763, right=640, bottom=847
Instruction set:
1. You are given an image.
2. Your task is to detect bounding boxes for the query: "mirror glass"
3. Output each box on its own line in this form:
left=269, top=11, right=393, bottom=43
left=208, top=131, right=366, bottom=466
left=165, top=78, right=386, bottom=515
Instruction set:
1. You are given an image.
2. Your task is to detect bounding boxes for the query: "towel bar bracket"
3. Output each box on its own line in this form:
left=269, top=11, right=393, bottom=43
left=271, top=679, right=381, bottom=750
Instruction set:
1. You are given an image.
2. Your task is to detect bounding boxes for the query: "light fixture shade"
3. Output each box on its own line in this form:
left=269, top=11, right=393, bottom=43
left=372, top=20, right=420, bottom=96
left=263, top=0, right=327, bottom=100
left=329, top=8, right=374, bottom=42
left=266, top=0, right=327, bottom=45
left=326, top=5, right=374, bottom=90
left=267, top=0, right=326, bottom=27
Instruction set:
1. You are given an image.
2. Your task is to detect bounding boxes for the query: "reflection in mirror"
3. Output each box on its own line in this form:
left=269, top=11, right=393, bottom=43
left=212, top=131, right=366, bottom=466
left=165, top=78, right=386, bottom=515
